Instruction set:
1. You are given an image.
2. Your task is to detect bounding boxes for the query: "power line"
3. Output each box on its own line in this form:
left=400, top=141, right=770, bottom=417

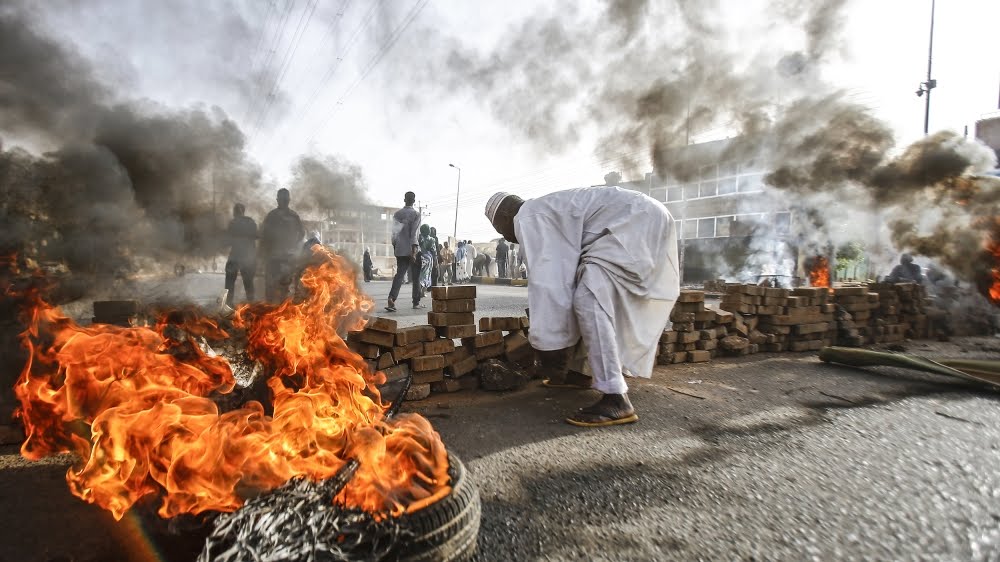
left=249, top=0, right=320, bottom=144
left=303, top=0, right=430, bottom=146
left=244, top=0, right=297, bottom=129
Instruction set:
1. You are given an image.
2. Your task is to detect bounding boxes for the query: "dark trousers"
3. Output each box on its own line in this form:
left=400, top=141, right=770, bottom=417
left=265, top=258, right=294, bottom=303
left=451, top=262, right=457, bottom=281
left=224, top=259, right=256, bottom=307
left=497, top=258, right=507, bottom=278
left=389, top=255, right=421, bottom=306
left=363, top=265, right=373, bottom=282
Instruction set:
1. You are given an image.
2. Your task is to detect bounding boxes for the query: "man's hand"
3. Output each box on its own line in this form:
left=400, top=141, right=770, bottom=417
left=411, top=244, right=419, bottom=260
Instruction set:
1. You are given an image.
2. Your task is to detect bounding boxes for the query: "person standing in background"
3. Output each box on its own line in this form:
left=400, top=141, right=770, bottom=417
left=386, top=191, right=422, bottom=312
left=362, top=247, right=373, bottom=282
left=223, top=203, right=257, bottom=308
left=260, top=188, right=304, bottom=303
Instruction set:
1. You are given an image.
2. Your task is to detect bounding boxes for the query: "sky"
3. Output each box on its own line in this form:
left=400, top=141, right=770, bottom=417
left=8, top=0, right=1000, bottom=242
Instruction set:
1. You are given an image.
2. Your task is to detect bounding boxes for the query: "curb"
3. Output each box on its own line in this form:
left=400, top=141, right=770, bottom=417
left=469, top=277, right=528, bottom=287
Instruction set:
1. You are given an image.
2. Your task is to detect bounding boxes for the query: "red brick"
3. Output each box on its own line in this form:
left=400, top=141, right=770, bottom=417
left=474, top=343, right=504, bottom=360
left=428, top=312, right=475, bottom=327
left=412, top=369, right=445, bottom=384
left=411, top=355, right=445, bottom=371
left=432, top=299, right=476, bottom=313
left=376, top=352, right=395, bottom=370
left=435, top=324, right=477, bottom=339
left=392, top=342, right=425, bottom=361
left=473, top=330, right=503, bottom=348
left=359, top=329, right=395, bottom=348
left=430, top=285, right=477, bottom=300
left=447, top=355, right=478, bottom=377
left=395, top=326, right=432, bottom=346
left=366, top=316, right=398, bottom=333
left=479, top=317, right=522, bottom=331
left=424, top=338, right=456, bottom=355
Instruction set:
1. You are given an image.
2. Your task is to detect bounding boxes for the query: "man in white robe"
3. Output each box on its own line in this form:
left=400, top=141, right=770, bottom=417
left=485, top=186, right=679, bottom=426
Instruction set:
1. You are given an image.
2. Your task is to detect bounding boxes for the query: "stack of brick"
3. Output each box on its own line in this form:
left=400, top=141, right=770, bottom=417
left=428, top=285, right=479, bottom=393
left=478, top=316, right=533, bottom=369
left=759, top=287, right=836, bottom=352
left=894, top=282, right=929, bottom=338
left=657, top=290, right=732, bottom=364
left=866, top=283, right=928, bottom=342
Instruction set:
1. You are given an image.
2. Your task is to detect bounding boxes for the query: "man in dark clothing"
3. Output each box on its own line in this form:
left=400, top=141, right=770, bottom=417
left=496, top=238, right=509, bottom=279
left=885, top=253, right=924, bottom=284
left=363, top=247, right=373, bottom=282
left=260, top=188, right=304, bottom=303
left=429, top=227, right=441, bottom=286
left=387, top=191, right=422, bottom=312
left=224, top=203, right=257, bottom=308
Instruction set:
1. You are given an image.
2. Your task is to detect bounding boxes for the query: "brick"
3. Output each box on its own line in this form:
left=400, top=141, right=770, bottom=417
left=764, top=287, right=789, bottom=298
left=677, top=290, right=706, bottom=303
left=449, top=345, right=473, bottom=363
left=672, top=322, right=694, bottom=332
left=761, top=297, right=788, bottom=306
left=670, top=311, right=696, bottom=323
left=673, top=301, right=704, bottom=313
left=447, top=355, right=478, bottom=377
left=793, top=322, right=830, bottom=335
left=432, top=299, right=476, bottom=313
left=473, top=330, right=503, bottom=348
left=696, top=339, right=717, bottom=350
left=520, top=316, right=530, bottom=329
left=381, top=363, right=411, bottom=384
left=430, top=285, right=477, bottom=300
left=714, top=310, right=734, bottom=324
left=670, top=351, right=688, bottom=363
left=428, top=312, right=475, bottom=327
left=404, top=383, right=431, bottom=401
left=474, top=343, right=504, bottom=360
left=682, top=342, right=697, bottom=351
left=659, top=330, right=678, bottom=343
left=504, top=332, right=530, bottom=353
left=436, top=324, right=477, bottom=339
left=679, top=331, right=701, bottom=344
left=411, top=355, right=445, bottom=371
left=720, top=302, right=756, bottom=315
left=479, top=317, right=522, bottom=331
left=688, top=350, right=711, bottom=362
left=376, top=352, right=395, bottom=370
left=366, top=316, right=398, bottom=333
left=359, top=329, right=395, bottom=348
left=833, top=286, right=868, bottom=296
left=413, top=369, right=445, bottom=384
left=757, top=305, right=781, bottom=315
left=694, top=310, right=716, bottom=322
left=430, top=379, right=462, bottom=393
left=424, top=338, right=456, bottom=355
left=786, top=296, right=808, bottom=307
left=350, top=341, right=382, bottom=359
left=392, top=342, right=424, bottom=361
left=789, top=339, right=825, bottom=352
left=396, top=325, right=435, bottom=346
left=743, top=285, right=765, bottom=296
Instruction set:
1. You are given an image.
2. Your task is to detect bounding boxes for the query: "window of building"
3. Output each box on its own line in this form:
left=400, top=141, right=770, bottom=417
left=650, top=187, right=667, bottom=202
left=716, top=215, right=733, bottom=237
left=775, top=212, right=791, bottom=236
left=738, top=173, right=764, bottom=192
left=718, top=177, right=737, bottom=195
left=699, top=180, right=718, bottom=198
left=697, top=217, right=716, bottom=238
left=683, top=219, right=698, bottom=239
left=667, top=186, right=683, bottom=202
left=380, top=213, right=387, bottom=220
left=683, top=183, right=699, bottom=200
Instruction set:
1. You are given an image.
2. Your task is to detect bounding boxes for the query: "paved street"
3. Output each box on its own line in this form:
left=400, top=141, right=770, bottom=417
left=3, top=273, right=1000, bottom=560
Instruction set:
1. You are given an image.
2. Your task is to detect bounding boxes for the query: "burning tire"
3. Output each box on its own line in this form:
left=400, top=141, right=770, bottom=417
left=391, top=452, right=481, bottom=562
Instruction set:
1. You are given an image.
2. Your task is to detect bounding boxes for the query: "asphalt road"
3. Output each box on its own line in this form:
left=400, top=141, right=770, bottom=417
left=4, top=273, right=1000, bottom=561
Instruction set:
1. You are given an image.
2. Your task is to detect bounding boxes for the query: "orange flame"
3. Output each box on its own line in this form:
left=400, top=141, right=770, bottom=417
left=987, top=234, right=1000, bottom=305
left=14, top=246, right=450, bottom=520
left=809, top=256, right=830, bottom=288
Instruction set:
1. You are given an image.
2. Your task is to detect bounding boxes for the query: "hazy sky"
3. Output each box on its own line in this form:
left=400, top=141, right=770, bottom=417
left=12, top=0, right=1000, bottom=241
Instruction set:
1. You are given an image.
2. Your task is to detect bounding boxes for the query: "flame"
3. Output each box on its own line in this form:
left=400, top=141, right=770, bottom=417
left=987, top=230, right=1000, bottom=305
left=14, top=246, right=450, bottom=520
left=808, top=255, right=830, bottom=288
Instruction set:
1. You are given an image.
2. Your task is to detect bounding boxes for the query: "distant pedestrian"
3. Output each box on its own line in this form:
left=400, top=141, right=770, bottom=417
left=885, top=253, right=924, bottom=284
left=223, top=203, right=257, bottom=308
left=455, top=241, right=466, bottom=281
left=440, top=241, right=455, bottom=285
left=429, top=227, right=441, bottom=286
left=260, top=188, right=304, bottom=303
left=465, top=241, right=477, bottom=279
left=386, top=191, right=422, bottom=312
left=418, top=224, right=435, bottom=297
left=363, top=247, right=373, bottom=282
left=496, top=239, right=509, bottom=278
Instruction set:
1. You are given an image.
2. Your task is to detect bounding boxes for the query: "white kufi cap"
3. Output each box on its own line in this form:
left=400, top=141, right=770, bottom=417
left=485, top=192, right=511, bottom=224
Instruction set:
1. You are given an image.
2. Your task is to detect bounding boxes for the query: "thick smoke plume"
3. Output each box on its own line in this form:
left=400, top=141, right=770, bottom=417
left=290, top=155, right=370, bottom=215
left=399, top=0, right=998, bottom=296
left=0, top=4, right=369, bottom=286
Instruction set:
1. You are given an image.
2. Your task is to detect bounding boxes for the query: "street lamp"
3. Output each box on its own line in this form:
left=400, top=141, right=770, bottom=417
left=449, top=163, right=461, bottom=242
left=915, top=0, right=937, bottom=135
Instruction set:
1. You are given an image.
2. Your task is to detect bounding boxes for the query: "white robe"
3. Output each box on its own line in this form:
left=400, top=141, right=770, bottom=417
left=514, top=187, right=679, bottom=390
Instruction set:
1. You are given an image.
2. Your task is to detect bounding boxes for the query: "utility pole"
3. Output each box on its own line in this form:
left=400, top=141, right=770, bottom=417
left=449, top=164, right=461, bottom=242
left=916, top=0, right=937, bottom=135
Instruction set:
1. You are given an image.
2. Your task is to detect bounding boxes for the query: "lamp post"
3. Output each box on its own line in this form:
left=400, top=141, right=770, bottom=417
left=915, top=0, right=936, bottom=135
left=449, top=163, right=461, bottom=242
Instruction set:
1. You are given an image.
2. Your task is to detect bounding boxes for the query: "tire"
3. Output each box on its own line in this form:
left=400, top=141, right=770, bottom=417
left=393, top=452, right=481, bottom=562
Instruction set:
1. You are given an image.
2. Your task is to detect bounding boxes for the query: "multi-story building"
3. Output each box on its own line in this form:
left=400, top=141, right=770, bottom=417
left=621, top=139, right=802, bottom=284
left=311, top=204, right=399, bottom=274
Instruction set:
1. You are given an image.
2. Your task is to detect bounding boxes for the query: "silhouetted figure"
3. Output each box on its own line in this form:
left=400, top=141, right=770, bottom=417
left=386, top=191, right=422, bottom=312
left=260, top=188, right=304, bottom=303
left=496, top=239, right=509, bottom=278
left=885, top=253, right=924, bottom=284
left=224, top=203, right=257, bottom=308
left=363, top=247, right=373, bottom=282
